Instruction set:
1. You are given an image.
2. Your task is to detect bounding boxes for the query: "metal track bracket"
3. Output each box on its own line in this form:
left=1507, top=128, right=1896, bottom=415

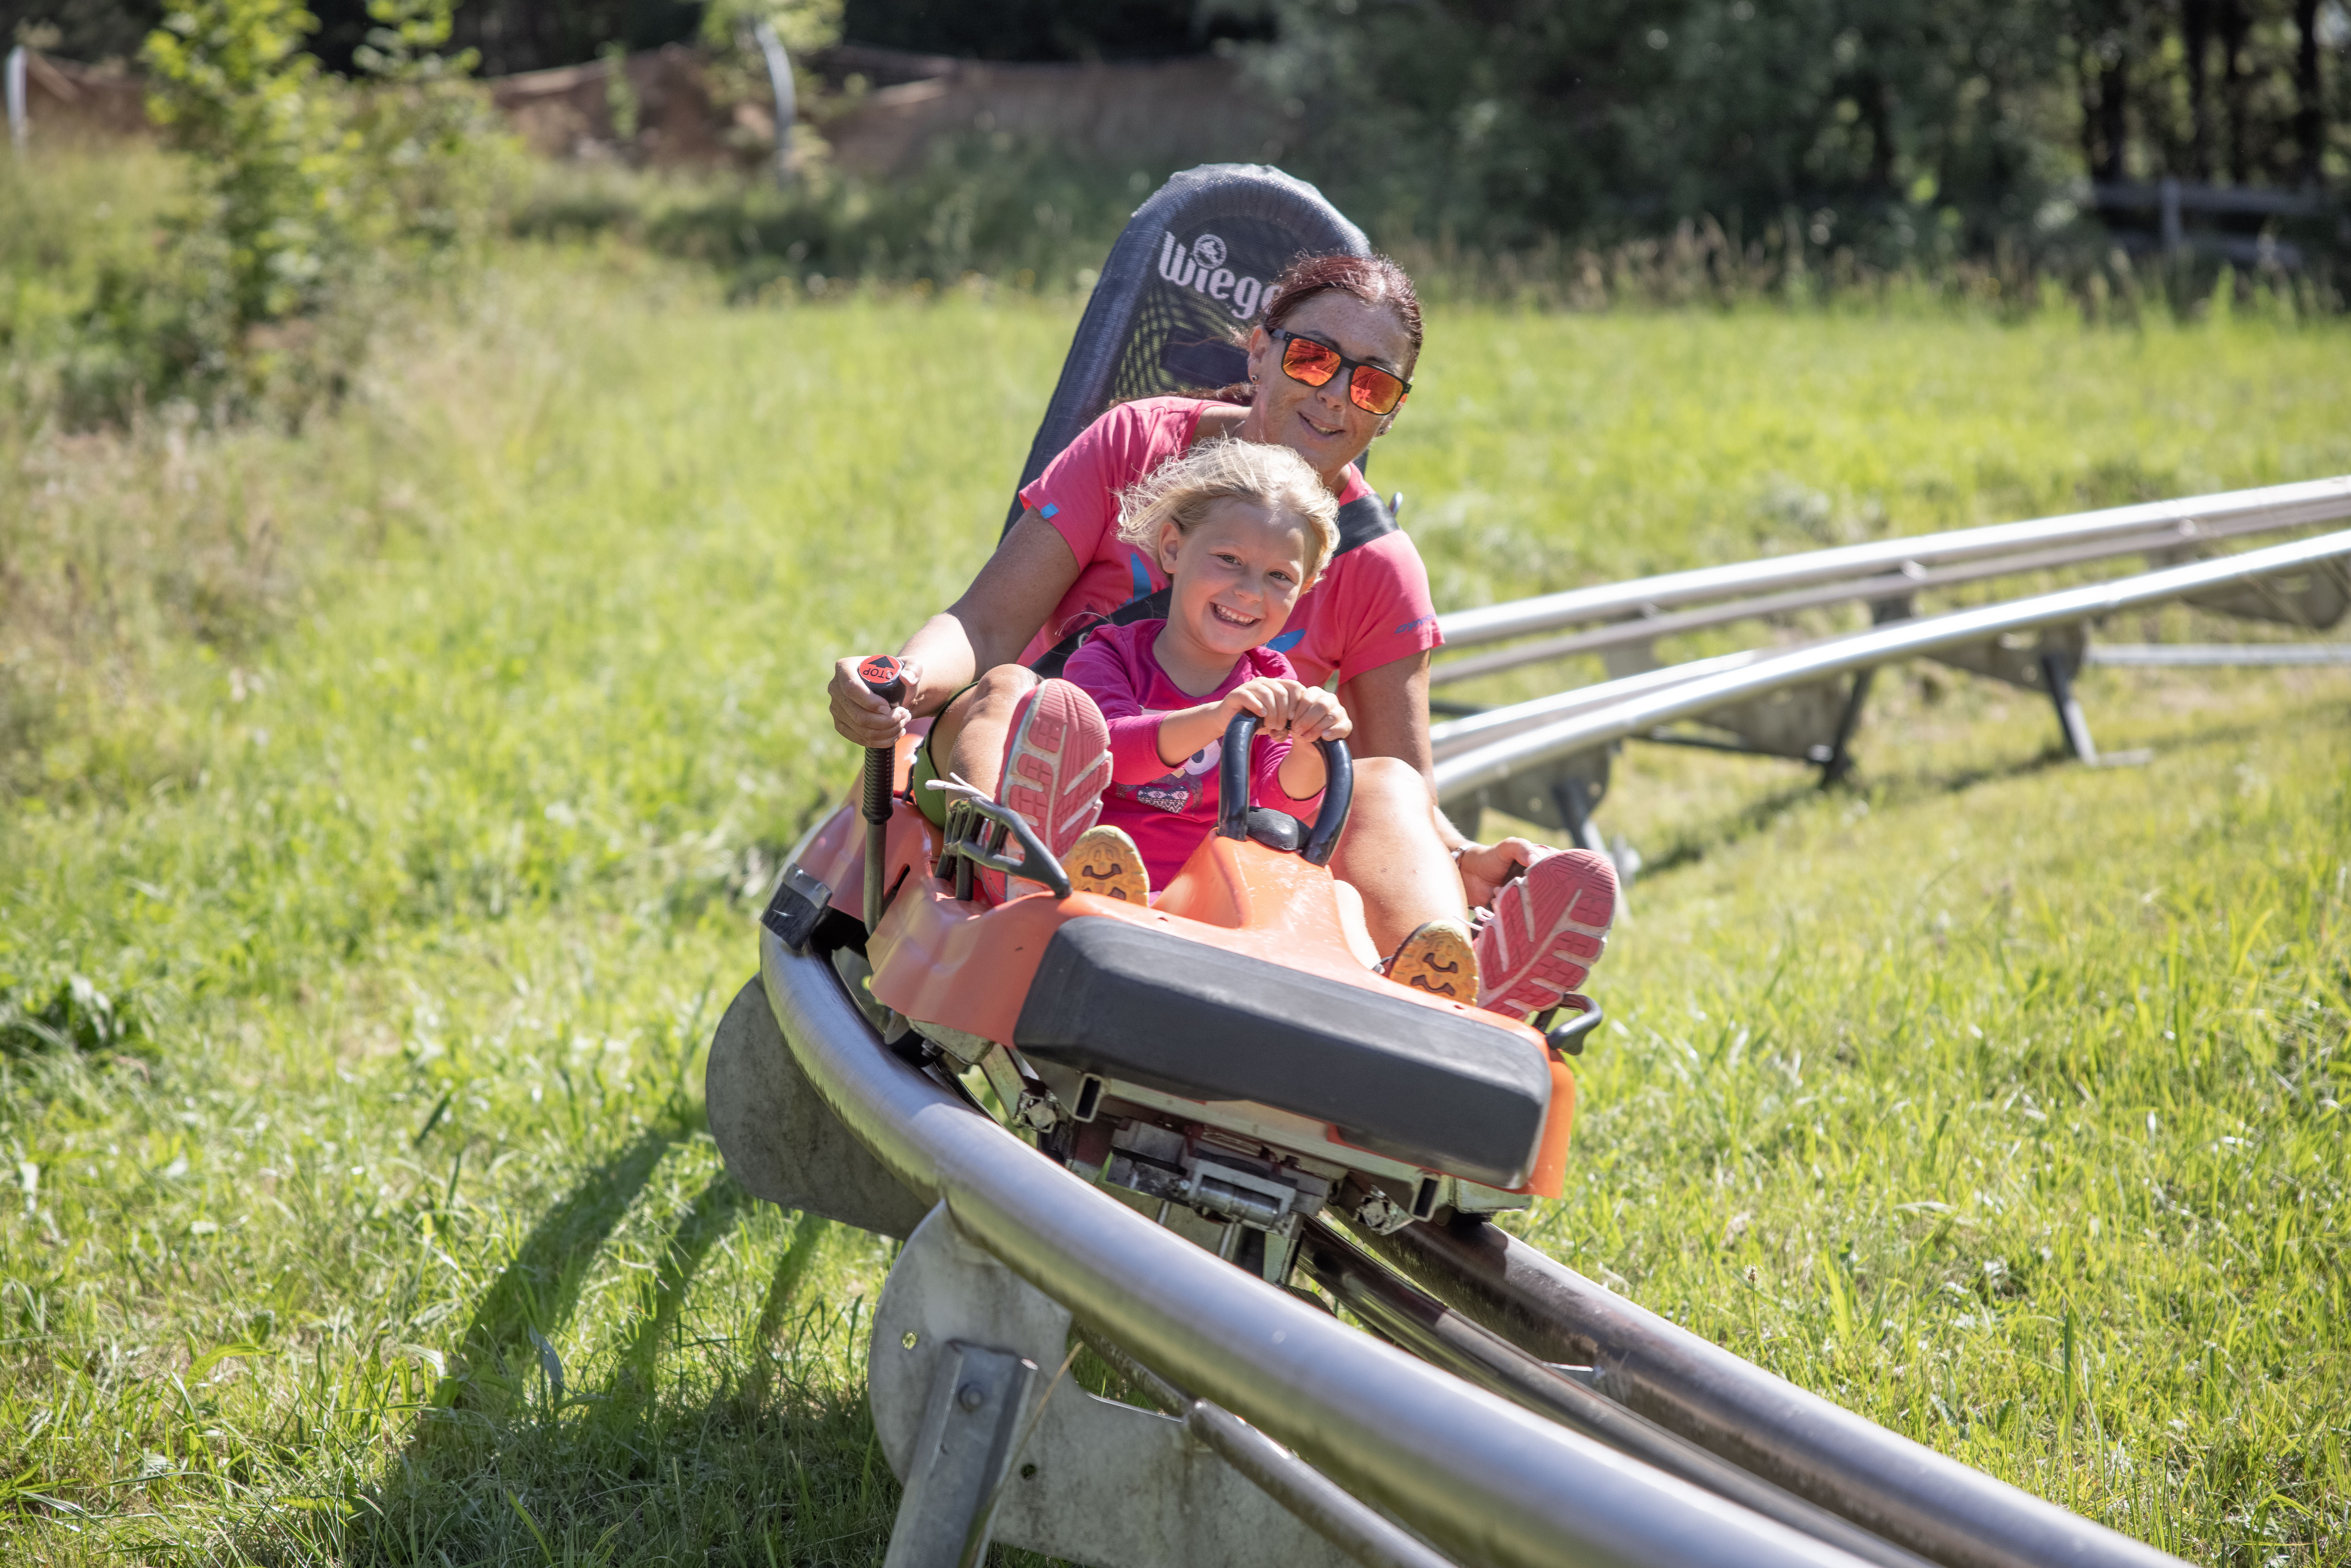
left=883, top=1342, right=1037, bottom=1568
left=870, top=1205, right=1370, bottom=1568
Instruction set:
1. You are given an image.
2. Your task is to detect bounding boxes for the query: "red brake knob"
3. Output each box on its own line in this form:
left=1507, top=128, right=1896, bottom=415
left=857, top=655, right=907, bottom=703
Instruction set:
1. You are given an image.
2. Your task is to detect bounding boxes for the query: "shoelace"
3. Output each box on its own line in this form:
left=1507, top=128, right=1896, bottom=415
left=921, top=771, right=991, bottom=807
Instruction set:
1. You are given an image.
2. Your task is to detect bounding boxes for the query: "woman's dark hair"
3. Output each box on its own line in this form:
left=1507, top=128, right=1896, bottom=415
left=1209, top=252, right=1424, bottom=404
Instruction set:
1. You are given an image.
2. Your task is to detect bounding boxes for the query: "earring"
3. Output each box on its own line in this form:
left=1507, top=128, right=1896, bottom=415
left=1249, top=373, right=1259, bottom=383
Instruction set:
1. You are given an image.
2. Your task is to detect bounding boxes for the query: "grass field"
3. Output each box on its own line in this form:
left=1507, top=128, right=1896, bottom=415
left=3, top=254, right=2349, bottom=1566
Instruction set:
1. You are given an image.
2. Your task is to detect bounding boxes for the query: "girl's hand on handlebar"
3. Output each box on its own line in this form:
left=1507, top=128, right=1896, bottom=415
left=1221, top=678, right=1351, bottom=744
left=830, top=655, right=922, bottom=747
left=1276, top=684, right=1351, bottom=745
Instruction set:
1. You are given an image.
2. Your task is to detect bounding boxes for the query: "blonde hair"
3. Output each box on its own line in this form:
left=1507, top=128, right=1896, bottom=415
left=1114, top=439, right=1340, bottom=581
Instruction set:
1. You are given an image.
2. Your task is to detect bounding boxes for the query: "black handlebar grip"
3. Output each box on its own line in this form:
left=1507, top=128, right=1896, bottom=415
left=1215, top=713, right=1261, bottom=840
left=1301, top=736, right=1352, bottom=867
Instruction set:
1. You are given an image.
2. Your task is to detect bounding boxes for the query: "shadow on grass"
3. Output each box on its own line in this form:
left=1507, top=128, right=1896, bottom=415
left=308, top=1115, right=903, bottom=1567
left=454, top=1124, right=683, bottom=1410
left=1630, top=777, right=1835, bottom=881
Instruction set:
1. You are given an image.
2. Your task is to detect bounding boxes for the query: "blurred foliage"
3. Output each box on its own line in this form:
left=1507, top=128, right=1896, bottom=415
left=0, top=974, right=149, bottom=1059
left=5, top=0, right=2344, bottom=412
left=345, top=0, right=515, bottom=258
left=100, top=0, right=364, bottom=424
left=14, top=0, right=2340, bottom=276
left=14, top=0, right=710, bottom=76
left=1245, top=0, right=2345, bottom=263
left=509, top=134, right=1157, bottom=297
left=696, top=0, right=836, bottom=54
left=0, top=147, right=187, bottom=392
left=6, top=0, right=517, bottom=427
left=140, top=0, right=351, bottom=328
left=836, top=0, right=1273, bottom=60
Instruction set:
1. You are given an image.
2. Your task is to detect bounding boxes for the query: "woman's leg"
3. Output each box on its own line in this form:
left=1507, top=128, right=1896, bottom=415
left=1328, top=756, right=1470, bottom=957
left=927, top=664, right=1042, bottom=793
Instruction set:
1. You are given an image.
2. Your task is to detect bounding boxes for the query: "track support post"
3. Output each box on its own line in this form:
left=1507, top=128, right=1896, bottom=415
left=1548, top=773, right=1608, bottom=861
left=2038, top=651, right=2099, bottom=764
left=1815, top=668, right=1875, bottom=787
left=883, top=1342, right=1038, bottom=1568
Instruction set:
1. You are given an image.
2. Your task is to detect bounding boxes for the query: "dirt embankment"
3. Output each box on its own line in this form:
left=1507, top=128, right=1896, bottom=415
left=6, top=48, right=149, bottom=145
left=7, top=41, right=1284, bottom=176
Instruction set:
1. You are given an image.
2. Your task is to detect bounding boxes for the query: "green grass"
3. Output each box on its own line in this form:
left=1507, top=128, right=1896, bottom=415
left=2, top=250, right=2349, bottom=1564
left=1509, top=670, right=2350, bottom=1563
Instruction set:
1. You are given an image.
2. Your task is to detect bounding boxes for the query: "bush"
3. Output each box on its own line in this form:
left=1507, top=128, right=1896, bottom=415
left=20, top=0, right=513, bottom=427
left=0, top=147, right=187, bottom=405
left=1244, top=0, right=2344, bottom=279
left=141, top=0, right=351, bottom=327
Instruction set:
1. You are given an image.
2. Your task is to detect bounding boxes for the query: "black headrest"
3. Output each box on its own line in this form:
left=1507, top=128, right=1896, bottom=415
left=1004, top=164, right=1372, bottom=536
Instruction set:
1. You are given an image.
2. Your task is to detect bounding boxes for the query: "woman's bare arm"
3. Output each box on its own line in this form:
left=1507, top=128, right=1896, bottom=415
left=1334, top=654, right=1435, bottom=787
left=828, top=509, right=1082, bottom=745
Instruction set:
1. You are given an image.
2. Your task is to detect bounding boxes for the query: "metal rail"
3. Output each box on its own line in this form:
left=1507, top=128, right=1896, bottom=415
left=1074, top=1329, right=1461, bottom=1568
left=761, top=929, right=1880, bottom=1568
left=2088, top=641, right=2351, bottom=666
left=1433, top=528, right=2351, bottom=804
left=1426, top=514, right=2332, bottom=688
left=1294, top=1219, right=1942, bottom=1568
left=1430, top=652, right=1760, bottom=765
left=1433, top=474, right=2351, bottom=657
left=1356, top=1216, right=2179, bottom=1568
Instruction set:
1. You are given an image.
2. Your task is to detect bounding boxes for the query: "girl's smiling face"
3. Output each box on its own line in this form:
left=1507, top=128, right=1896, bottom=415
left=1152, top=498, right=1320, bottom=675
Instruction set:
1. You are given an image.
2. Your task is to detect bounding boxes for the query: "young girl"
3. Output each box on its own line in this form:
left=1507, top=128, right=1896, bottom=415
left=1056, top=439, right=1351, bottom=904
left=967, top=436, right=1528, bottom=999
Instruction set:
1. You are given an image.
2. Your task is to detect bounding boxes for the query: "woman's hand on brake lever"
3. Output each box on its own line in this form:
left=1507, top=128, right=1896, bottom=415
left=830, top=655, right=924, bottom=748
left=1455, top=836, right=1548, bottom=909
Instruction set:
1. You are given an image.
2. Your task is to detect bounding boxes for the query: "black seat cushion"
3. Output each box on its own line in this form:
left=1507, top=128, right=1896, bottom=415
left=1012, top=918, right=1549, bottom=1189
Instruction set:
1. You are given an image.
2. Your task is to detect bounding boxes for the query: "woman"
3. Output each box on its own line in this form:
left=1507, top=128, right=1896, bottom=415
left=827, top=253, right=1616, bottom=1017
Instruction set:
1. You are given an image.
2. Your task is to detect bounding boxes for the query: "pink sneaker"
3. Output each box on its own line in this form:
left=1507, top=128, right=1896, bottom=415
left=1474, top=848, right=1618, bottom=1017
left=992, top=679, right=1110, bottom=894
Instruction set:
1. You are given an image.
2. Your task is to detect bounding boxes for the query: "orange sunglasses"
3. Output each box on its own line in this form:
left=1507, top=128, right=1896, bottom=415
left=1267, top=328, right=1413, bottom=416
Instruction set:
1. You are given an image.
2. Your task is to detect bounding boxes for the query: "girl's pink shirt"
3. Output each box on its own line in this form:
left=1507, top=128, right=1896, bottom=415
left=1015, top=397, right=1443, bottom=685
left=1061, top=620, right=1322, bottom=888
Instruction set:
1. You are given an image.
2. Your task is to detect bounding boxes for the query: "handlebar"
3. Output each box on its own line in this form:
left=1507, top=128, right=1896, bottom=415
left=1213, top=712, right=1353, bottom=867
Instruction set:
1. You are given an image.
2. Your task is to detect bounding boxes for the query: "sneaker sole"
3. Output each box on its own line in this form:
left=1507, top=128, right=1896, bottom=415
left=1477, top=849, right=1618, bottom=1015
left=1385, top=920, right=1480, bottom=1002
left=1065, top=825, right=1149, bottom=905
left=996, top=681, right=1110, bottom=891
